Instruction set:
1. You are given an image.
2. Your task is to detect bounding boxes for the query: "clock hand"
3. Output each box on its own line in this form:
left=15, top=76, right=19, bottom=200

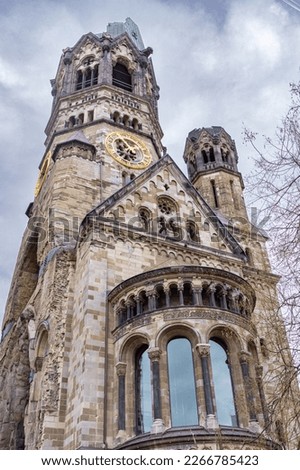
left=123, top=139, right=138, bottom=153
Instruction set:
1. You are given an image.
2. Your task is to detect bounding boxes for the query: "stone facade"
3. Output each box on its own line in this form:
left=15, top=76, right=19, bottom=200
left=0, top=18, right=299, bottom=450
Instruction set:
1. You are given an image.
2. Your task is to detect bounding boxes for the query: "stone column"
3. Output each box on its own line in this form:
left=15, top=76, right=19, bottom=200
left=148, top=348, right=165, bottom=434
left=100, top=34, right=112, bottom=85
left=164, top=286, right=170, bottom=307
left=221, top=288, right=228, bottom=310
left=136, top=297, right=141, bottom=316
left=62, top=48, right=73, bottom=95
left=256, top=365, right=270, bottom=427
left=116, top=362, right=127, bottom=432
left=139, top=55, right=148, bottom=96
left=240, top=352, right=258, bottom=426
left=192, top=287, right=198, bottom=306
left=196, top=344, right=217, bottom=429
left=125, top=300, right=134, bottom=320
left=208, top=285, right=216, bottom=307
left=151, top=293, right=157, bottom=310
left=146, top=291, right=152, bottom=311
left=197, top=286, right=203, bottom=306
left=232, top=289, right=240, bottom=313
left=179, top=287, right=184, bottom=306
left=192, top=280, right=202, bottom=306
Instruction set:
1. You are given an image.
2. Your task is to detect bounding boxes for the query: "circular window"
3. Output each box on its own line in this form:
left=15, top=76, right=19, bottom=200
left=158, top=197, right=176, bottom=215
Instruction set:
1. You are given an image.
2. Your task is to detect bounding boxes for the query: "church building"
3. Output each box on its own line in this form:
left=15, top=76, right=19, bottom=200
left=0, top=18, right=299, bottom=450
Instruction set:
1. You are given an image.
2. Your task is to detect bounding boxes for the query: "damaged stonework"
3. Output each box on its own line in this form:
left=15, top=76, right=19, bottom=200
left=24, top=247, right=75, bottom=449
left=1, top=18, right=299, bottom=451
left=0, top=316, right=30, bottom=449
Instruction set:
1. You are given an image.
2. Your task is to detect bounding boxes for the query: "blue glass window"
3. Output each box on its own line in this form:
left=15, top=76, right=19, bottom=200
left=167, top=337, right=198, bottom=426
left=135, top=347, right=152, bottom=433
left=209, top=339, right=237, bottom=426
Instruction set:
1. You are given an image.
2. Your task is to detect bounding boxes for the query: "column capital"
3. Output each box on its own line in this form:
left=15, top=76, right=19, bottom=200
left=145, top=284, right=155, bottom=296
left=194, top=285, right=203, bottom=292
left=163, top=284, right=170, bottom=294
left=208, top=283, right=216, bottom=293
left=196, top=343, right=210, bottom=357
left=116, top=362, right=127, bottom=376
left=240, top=351, right=251, bottom=364
left=147, top=347, right=161, bottom=361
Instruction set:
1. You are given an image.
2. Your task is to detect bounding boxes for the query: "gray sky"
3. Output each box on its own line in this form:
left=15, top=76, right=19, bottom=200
left=1, top=0, right=300, bottom=326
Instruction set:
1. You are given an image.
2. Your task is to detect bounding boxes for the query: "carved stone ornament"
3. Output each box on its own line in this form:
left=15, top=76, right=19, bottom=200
left=240, top=351, right=251, bottom=363
left=147, top=347, right=161, bottom=362
left=116, top=362, right=127, bottom=376
left=196, top=343, right=210, bottom=357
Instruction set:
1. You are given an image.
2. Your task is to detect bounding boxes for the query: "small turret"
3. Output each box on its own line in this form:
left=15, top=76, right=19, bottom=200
left=183, top=126, right=248, bottom=221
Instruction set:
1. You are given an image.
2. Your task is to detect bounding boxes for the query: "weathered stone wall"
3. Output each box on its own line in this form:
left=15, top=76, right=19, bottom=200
left=0, top=318, right=30, bottom=449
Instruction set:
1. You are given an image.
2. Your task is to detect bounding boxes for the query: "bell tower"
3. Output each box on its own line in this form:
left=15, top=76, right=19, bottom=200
left=0, top=18, right=164, bottom=450
left=30, top=17, right=163, bottom=270
left=1, top=18, right=299, bottom=452
left=183, top=126, right=248, bottom=221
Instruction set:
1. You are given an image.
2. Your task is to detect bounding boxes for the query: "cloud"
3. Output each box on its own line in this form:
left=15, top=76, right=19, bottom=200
left=0, top=0, right=300, bottom=326
left=281, top=0, right=300, bottom=13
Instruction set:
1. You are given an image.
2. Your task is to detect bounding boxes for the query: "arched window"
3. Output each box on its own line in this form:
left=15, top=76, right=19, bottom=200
left=186, top=220, right=199, bottom=242
left=169, top=284, right=179, bottom=307
left=69, top=116, right=76, bottom=128
left=87, top=110, right=94, bottom=122
left=139, top=290, right=148, bottom=314
left=183, top=282, right=193, bottom=305
left=75, top=60, right=98, bottom=91
left=85, top=67, right=92, bottom=87
left=122, top=114, right=130, bottom=126
left=202, top=149, right=209, bottom=164
left=156, top=284, right=166, bottom=309
left=113, top=63, right=132, bottom=92
left=209, top=147, right=215, bottom=162
left=158, top=196, right=176, bottom=216
left=202, top=284, right=210, bottom=306
left=209, top=338, right=237, bottom=426
left=139, top=207, right=151, bottom=232
left=122, top=171, right=129, bottom=185
left=112, top=111, right=120, bottom=123
left=167, top=337, right=198, bottom=426
left=221, top=147, right=230, bottom=163
left=132, top=118, right=139, bottom=130
left=36, top=329, right=49, bottom=359
left=78, top=113, right=84, bottom=125
left=215, top=285, right=225, bottom=309
left=93, top=64, right=99, bottom=85
left=135, top=346, right=152, bottom=434
left=210, top=180, right=219, bottom=208
left=76, top=70, right=83, bottom=90
left=117, top=301, right=127, bottom=325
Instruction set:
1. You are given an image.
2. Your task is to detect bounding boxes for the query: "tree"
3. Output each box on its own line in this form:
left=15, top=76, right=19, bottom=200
left=244, top=81, right=300, bottom=447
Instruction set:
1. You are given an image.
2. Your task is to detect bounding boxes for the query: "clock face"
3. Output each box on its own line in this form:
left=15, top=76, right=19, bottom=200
left=105, top=131, right=152, bottom=169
